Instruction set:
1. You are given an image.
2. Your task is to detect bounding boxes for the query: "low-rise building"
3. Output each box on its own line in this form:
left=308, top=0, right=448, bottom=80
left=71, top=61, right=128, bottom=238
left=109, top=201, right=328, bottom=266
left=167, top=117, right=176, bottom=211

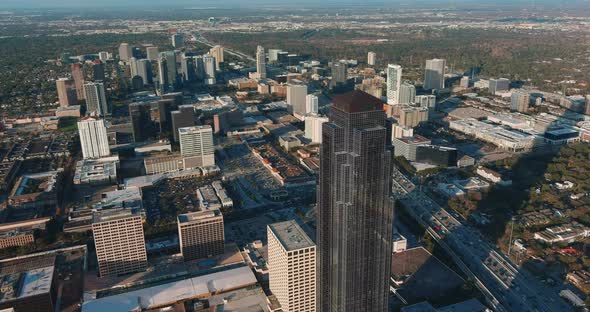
left=73, top=156, right=119, bottom=185
left=476, top=166, right=512, bottom=186
left=534, top=222, right=590, bottom=244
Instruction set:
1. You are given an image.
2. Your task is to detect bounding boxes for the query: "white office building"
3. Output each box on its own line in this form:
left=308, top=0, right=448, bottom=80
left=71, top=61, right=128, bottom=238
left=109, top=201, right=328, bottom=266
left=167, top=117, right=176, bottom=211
left=306, top=94, right=319, bottom=115
left=399, top=83, right=416, bottom=105
left=386, top=64, right=402, bottom=105
left=305, top=114, right=329, bottom=144
left=78, top=117, right=110, bottom=159
left=203, top=55, right=216, bottom=85
left=179, top=125, right=215, bottom=167
left=287, top=84, right=308, bottom=118
left=83, top=82, right=108, bottom=116
left=424, top=59, right=446, bottom=90
left=367, top=51, right=376, bottom=66
left=256, top=45, right=267, bottom=79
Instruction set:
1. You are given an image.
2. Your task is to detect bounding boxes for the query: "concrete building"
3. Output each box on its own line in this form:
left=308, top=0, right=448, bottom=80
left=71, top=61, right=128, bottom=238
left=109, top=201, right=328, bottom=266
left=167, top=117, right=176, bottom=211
left=489, top=78, right=510, bottom=95
left=71, top=63, right=85, bottom=100
left=306, top=94, right=319, bottom=115
left=129, top=102, right=156, bottom=143
left=286, top=83, right=308, bottom=117
left=268, top=220, right=316, bottom=312
left=305, top=114, right=329, bottom=144
left=415, top=95, right=436, bottom=109
left=367, top=51, right=377, bottom=66
left=171, top=105, right=196, bottom=142
left=386, top=64, right=402, bottom=105
left=178, top=210, right=225, bottom=261
left=171, top=33, right=184, bottom=48
left=83, top=82, right=108, bottom=116
left=158, top=51, right=178, bottom=91
left=424, top=59, right=446, bottom=90
left=179, top=125, right=215, bottom=168
left=146, top=46, right=159, bottom=61
left=92, top=209, right=147, bottom=277
left=118, top=43, right=133, bottom=62
left=209, top=45, right=224, bottom=69
left=331, top=61, right=347, bottom=85
left=130, top=58, right=151, bottom=86
left=268, top=49, right=282, bottom=63
left=256, top=45, right=267, bottom=79
left=78, top=117, right=110, bottom=159
left=398, top=82, right=416, bottom=105
left=392, top=135, right=432, bottom=161
left=203, top=55, right=216, bottom=85
left=511, top=89, right=530, bottom=112
left=56, top=78, right=78, bottom=107
left=73, top=156, right=118, bottom=185
left=398, top=105, right=429, bottom=128
left=460, top=76, right=470, bottom=88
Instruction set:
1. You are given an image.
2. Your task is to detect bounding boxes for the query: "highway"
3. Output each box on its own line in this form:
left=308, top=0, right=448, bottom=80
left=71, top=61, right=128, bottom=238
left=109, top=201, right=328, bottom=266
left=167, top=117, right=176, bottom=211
left=191, top=32, right=256, bottom=62
left=391, top=168, right=573, bottom=312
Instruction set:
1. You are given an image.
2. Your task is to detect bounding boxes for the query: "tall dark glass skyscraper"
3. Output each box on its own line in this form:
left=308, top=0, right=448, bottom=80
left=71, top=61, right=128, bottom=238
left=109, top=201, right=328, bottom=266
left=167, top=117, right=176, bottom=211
left=317, top=90, right=395, bottom=312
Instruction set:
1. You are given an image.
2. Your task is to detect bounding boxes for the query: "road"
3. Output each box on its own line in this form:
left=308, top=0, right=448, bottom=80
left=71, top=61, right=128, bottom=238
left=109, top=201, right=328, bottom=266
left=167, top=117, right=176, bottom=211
left=192, top=32, right=256, bottom=62
left=391, top=168, right=572, bottom=312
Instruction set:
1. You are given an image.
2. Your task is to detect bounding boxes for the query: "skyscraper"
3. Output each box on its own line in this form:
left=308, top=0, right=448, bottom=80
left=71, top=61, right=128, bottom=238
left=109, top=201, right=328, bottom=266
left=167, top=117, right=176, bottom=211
left=180, top=55, right=196, bottom=83
left=331, top=61, right=347, bottom=85
left=129, top=102, right=156, bottom=142
left=83, top=82, right=108, bottom=116
left=306, top=94, right=319, bottom=115
left=268, top=220, right=316, bottom=312
left=71, top=63, right=85, bottom=100
left=209, top=45, right=224, bottom=69
left=398, top=82, right=416, bottom=105
left=256, top=45, right=267, bottom=79
left=489, top=78, right=510, bottom=95
left=56, top=78, right=78, bottom=107
left=118, top=43, right=133, bottom=62
left=78, top=117, right=110, bottom=159
left=171, top=105, right=196, bottom=142
left=171, top=33, right=185, bottom=48
left=130, top=58, right=151, bottom=86
left=268, top=49, right=282, bottom=63
left=158, top=51, right=178, bottom=91
left=511, top=89, right=530, bottom=112
left=317, top=90, right=395, bottom=312
left=424, top=58, right=446, bottom=90
left=146, top=46, right=160, bottom=61
left=203, top=55, right=216, bottom=85
left=179, top=125, right=215, bottom=168
left=386, top=64, right=402, bottom=105
left=92, top=209, right=148, bottom=277
left=286, top=84, right=308, bottom=117
left=305, top=114, right=329, bottom=144
left=178, top=210, right=225, bottom=261
left=367, top=51, right=376, bottom=66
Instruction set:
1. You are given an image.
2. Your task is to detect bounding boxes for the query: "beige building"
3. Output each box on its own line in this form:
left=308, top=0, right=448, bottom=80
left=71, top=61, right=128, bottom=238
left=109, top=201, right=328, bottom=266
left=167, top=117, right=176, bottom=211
left=92, top=210, right=148, bottom=277
left=178, top=210, right=225, bottom=261
left=209, top=45, right=224, bottom=69
left=56, top=77, right=78, bottom=107
left=268, top=220, right=316, bottom=312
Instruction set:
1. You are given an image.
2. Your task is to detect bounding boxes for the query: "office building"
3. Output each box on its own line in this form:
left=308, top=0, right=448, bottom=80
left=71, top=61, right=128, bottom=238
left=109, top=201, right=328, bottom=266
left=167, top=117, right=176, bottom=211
left=71, top=63, right=85, bottom=100
left=268, top=49, right=282, bottom=63
left=213, top=109, right=243, bottom=134
left=56, top=78, right=78, bottom=107
left=306, top=94, right=319, bottom=115
left=305, top=114, right=328, bottom=144
left=129, top=102, right=156, bottom=142
left=179, top=125, right=215, bottom=167
left=358, top=76, right=385, bottom=99
left=91, top=61, right=105, bottom=81
left=398, top=105, right=429, bottom=128
left=92, top=209, right=147, bottom=277
left=416, top=145, right=458, bottom=167
left=158, top=51, right=178, bottom=91
left=460, top=76, right=470, bottom=88
left=172, top=33, right=184, bottom=48
left=78, top=117, right=110, bottom=159
left=209, top=45, right=224, bottom=68
left=171, top=105, right=196, bottom=142
left=287, top=84, right=308, bottom=117
left=511, top=89, right=530, bottom=112
left=118, top=43, right=133, bottom=62
left=203, top=55, right=216, bottom=85
left=180, top=55, right=196, bottom=82
left=98, top=51, right=109, bottom=61
left=489, top=78, right=510, bottom=95
left=146, top=46, right=159, bottom=61
left=367, top=51, right=376, bottom=66
left=83, top=82, right=108, bottom=116
left=331, top=61, right=347, bottom=85
left=268, top=220, right=316, bottom=312
left=130, top=58, right=151, bottom=85
left=256, top=45, right=267, bottom=79
left=392, top=135, right=432, bottom=161
left=317, top=90, right=395, bottom=312
left=178, top=210, right=225, bottom=261
left=398, top=82, right=416, bottom=105
left=415, top=95, right=436, bottom=109
left=386, top=64, right=402, bottom=105
left=424, top=59, right=446, bottom=90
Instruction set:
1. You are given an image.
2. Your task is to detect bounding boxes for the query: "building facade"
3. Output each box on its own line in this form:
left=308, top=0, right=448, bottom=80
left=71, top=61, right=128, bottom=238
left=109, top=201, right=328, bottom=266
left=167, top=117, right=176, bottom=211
left=386, top=64, right=402, bottom=105
left=78, top=117, right=110, bottom=159
left=179, top=125, right=215, bottom=167
left=424, top=59, right=446, bottom=90
left=256, top=45, right=267, bottom=79
left=83, top=82, right=108, bottom=116
left=56, top=78, right=78, bottom=107
left=178, top=210, right=225, bottom=261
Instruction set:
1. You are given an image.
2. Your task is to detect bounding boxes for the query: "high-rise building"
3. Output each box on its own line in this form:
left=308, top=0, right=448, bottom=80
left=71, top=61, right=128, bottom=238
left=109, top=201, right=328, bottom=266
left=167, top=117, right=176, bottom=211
left=171, top=105, right=196, bottom=142
left=317, top=90, right=395, bottom=312
left=91, top=61, right=106, bottom=81
left=268, top=49, right=282, bottom=63
left=399, top=105, right=429, bottom=128
left=78, top=117, right=110, bottom=159
left=83, top=82, right=108, bottom=116
left=511, top=89, right=530, bottom=112
left=172, top=33, right=184, bottom=48
left=268, top=220, right=316, bottom=312
left=398, top=82, right=416, bottom=105
left=130, top=58, right=151, bottom=85
left=331, top=61, right=347, bottom=85
left=194, top=56, right=205, bottom=81
left=306, top=94, right=319, bottom=115
left=92, top=209, right=148, bottom=277
left=146, top=46, right=160, bottom=61
left=286, top=84, right=308, bottom=117
left=71, top=63, right=85, bottom=100
left=460, top=76, right=470, bottom=88
left=56, top=78, right=78, bottom=107
left=256, top=45, right=267, bottom=79
left=203, top=55, right=216, bottom=85
left=305, top=114, right=329, bottom=144
left=415, top=95, right=437, bottom=109
left=209, top=45, right=224, bottom=69
left=386, top=64, right=402, bottom=105
left=180, top=55, right=196, bottom=83
left=424, top=59, right=446, bottom=90
left=586, top=95, right=590, bottom=116
left=178, top=210, right=225, bottom=261
left=98, top=51, right=110, bottom=61
left=158, top=51, right=178, bottom=91
left=179, top=125, right=215, bottom=167
left=489, top=78, right=510, bottom=95
left=367, top=51, right=377, bottom=66
left=129, top=102, right=156, bottom=142
left=118, top=43, right=133, bottom=62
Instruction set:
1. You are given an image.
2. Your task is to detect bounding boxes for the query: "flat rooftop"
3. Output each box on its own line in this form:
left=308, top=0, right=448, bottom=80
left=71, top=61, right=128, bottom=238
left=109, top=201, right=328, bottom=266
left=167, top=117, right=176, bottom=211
left=268, top=220, right=315, bottom=251
left=332, top=90, right=384, bottom=113
left=0, top=265, right=54, bottom=303
left=178, top=210, right=222, bottom=223
left=92, top=208, right=141, bottom=224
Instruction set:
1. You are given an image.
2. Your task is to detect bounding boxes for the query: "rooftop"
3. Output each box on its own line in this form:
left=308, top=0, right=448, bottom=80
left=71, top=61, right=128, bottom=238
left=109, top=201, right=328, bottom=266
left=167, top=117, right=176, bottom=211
left=332, top=90, right=383, bottom=113
left=268, top=220, right=315, bottom=251
left=178, top=210, right=222, bottom=223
